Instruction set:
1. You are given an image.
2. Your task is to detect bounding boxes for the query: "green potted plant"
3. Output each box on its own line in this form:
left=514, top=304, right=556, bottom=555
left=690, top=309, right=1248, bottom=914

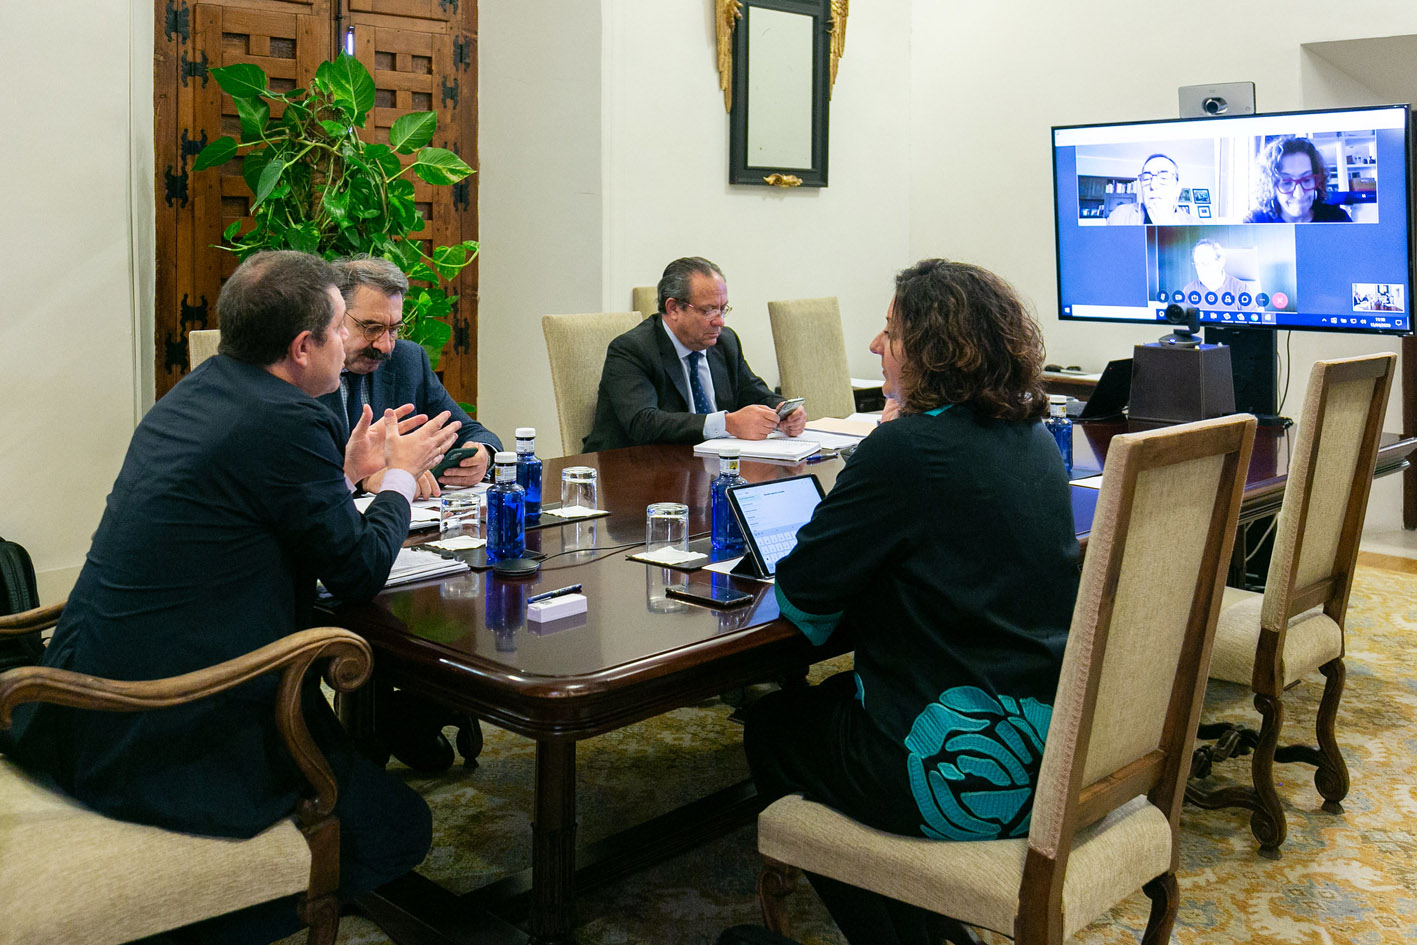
left=194, top=54, right=477, bottom=369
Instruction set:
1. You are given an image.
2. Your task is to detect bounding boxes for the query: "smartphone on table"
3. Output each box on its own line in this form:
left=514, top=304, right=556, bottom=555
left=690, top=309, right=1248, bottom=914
left=665, top=584, right=755, bottom=609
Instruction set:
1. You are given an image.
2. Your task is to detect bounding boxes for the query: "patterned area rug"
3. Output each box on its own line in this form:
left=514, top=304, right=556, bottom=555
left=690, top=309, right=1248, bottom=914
left=286, top=565, right=1417, bottom=945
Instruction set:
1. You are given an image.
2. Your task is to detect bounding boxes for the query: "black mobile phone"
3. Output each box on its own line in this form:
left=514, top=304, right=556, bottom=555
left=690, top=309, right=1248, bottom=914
left=430, top=445, right=482, bottom=478
left=665, top=584, right=754, bottom=609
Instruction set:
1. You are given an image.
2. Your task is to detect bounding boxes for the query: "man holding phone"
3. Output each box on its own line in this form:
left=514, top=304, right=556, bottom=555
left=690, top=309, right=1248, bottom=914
left=583, top=256, right=807, bottom=451
left=320, top=256, right=503, bottom=498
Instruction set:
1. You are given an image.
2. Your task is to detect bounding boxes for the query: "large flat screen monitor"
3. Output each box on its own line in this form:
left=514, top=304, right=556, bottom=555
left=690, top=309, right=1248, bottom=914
left=1052, top=104, right=1412, bottom=336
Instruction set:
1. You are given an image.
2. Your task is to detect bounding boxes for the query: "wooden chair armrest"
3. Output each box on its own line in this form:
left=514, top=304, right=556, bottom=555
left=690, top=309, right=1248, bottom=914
left=0, top=626, right=372, bottom=825
left=0, top=601, right=65, bottom=636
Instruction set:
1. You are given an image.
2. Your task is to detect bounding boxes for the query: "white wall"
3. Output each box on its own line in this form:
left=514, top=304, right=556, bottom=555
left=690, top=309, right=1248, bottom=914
left=480, top=0, right=913, bottom=457
left=0, top=0, right=151, bottom=602
left=907, top=3, right=1417, bottom=530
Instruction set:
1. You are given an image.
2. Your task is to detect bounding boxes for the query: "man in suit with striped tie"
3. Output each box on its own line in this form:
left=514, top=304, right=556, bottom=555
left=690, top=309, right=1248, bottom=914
left=583, top=256, right=806, bottom=451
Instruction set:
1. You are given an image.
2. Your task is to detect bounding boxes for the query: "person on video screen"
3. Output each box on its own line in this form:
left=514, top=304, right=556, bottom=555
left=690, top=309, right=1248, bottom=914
left=1108, top=153, right=1192, bottom=225
left=1179, top=239, right=1261, bottom=311
left=1243, top=136, right=1352, bottom=223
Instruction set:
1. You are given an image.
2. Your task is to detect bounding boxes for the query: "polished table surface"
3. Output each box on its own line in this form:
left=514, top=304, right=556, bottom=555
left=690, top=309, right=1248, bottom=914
left=336, top=424, right=1415, bottom=944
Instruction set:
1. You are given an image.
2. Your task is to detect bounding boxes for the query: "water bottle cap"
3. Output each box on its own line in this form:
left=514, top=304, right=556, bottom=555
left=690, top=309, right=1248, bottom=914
left=720, top=447, right=741, bottom=459
left=515, top=427, right=536, bottom=438
left=1048, top=394, right=1067, bottom=404
left=494, top=451, right=517, bottom=465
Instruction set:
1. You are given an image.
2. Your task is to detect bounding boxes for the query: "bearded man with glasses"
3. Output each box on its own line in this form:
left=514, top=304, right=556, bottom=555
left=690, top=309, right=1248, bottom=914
left=319, top=256, right=503, bottom=498
left=1244, top=135, right=1353, bottom=223
left=583, top=256, right=806, bottom=451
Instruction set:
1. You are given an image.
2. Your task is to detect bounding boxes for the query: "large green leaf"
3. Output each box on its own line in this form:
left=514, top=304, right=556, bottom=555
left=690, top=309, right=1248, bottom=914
left=322, top=187, right=350, bottom=225
left=386, top=178, right=415, bottom=200
left=241, top=149, right=274, bottom=194
left=235, top=97, right=270, bottom=141
left=193, top=136, right=238, bottom=171
left=316, top=55, right=376, bottom=127
left=430, top=243, right=474, bottom=280
left=254, top=158, right=287, bottom=207
left=211, top=63, right=268, bottom=101
left=364, top=144, right=403, bottom=180
left=389, top=112, right=437, bottom=154
left=411, top=147, right=473, bottom=185
left=389, top=194, right=419, bottom=232
left=287, top=221, right=320, bottom=254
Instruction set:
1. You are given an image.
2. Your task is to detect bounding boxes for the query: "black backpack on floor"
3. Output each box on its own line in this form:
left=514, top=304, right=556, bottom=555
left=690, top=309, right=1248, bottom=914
left=0, top=535, right=45, bottom=672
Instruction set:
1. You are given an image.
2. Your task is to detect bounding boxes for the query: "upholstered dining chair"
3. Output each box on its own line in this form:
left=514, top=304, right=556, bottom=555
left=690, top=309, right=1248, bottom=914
left=541, top=312, right=643, bottom=455
left=631, top=285, right=657, bottom=320
left=189, top=328, right=222, bottom=369
left=756, top=413, right=1257, bottom=945
left=0, top=603, right=372, bottom=945
left=1187, top=353, right=1396, bottom=858
left=767, top=297, right=856, bottom=421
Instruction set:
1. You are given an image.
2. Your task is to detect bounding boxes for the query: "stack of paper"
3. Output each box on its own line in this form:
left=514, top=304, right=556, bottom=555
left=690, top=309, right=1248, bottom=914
left=384, top=547, right=470, bottom=587
left=805, top=416, right=878, bottom=439
left=694, top=435, right=821, bottom=462
left=354, top=494, right=442, bottom=529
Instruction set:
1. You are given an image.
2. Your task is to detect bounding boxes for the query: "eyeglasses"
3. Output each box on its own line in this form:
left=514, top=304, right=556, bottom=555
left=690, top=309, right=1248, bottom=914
left=345, top=313, right=403, bottom=342
left=675, top=300, right=732, bottom=320
left=1275, top=173, right=1319, bottom=194
left=1137, top=170, right=1177, bottom=185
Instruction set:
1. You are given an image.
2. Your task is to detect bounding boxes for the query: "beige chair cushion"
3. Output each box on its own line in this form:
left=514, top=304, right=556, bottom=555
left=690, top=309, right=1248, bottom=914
left=188, top=329, right=221, bottom=369
left=1, top=758, right=311, bottom=945
left=1208, top=587, right=1341, bottom=687
left=631, top=286, right=657, bottom=320
left=541, top=312, right=643, bottom=456
left=759, top=794, right=1172, bottom=938
left=767, top=298, right=856, bottom=421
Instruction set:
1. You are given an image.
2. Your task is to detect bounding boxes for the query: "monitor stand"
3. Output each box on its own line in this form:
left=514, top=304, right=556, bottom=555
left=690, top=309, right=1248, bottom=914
left=1203, top=325, right=1289, bottom=427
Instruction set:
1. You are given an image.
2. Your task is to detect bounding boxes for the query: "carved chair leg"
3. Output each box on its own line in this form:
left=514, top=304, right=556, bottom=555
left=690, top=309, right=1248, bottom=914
left=301, top=893, right=340, bottom=945
left=1249, top=691, right=1287, bottom=858
left=1139, top=873, right=1178, bottom=945
left=758, top=855, right=796, bottom=936
left=1312, top=657, right=1350, bottom=812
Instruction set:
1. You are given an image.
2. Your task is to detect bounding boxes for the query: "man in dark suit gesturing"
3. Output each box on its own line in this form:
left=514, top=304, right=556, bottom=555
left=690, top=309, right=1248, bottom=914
left=7, top=251, right=459, bottom=943
left=320, top=256, right=503, bottom=496
left=583, top=257, right=807, bottom=451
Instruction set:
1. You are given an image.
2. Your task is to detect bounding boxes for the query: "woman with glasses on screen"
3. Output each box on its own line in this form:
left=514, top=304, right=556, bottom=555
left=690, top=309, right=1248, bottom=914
left=1244, top=136, right=1352, bottom=223
left=739, top=260, right=1081, bottom=945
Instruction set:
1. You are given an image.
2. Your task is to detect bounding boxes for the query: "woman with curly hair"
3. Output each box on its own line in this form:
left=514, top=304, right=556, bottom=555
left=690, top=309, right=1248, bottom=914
left=1243, top=136, right=1352, bottom=223
left=742, top=259, right=1080, bottom=945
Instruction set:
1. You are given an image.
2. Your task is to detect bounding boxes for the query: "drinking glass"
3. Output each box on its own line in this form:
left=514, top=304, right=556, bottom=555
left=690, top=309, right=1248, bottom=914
left=560, top=466, right=599, bottom=514
left=645, top=502, right=689, bottom=555
left=440, top=488, right=481, bottom=537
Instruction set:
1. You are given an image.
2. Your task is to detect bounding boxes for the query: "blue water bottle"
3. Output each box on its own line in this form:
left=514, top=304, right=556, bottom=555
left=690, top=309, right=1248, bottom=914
left=514, top=427, right=542, bottom=522
left=486, top=451, right=526, bottom=562
left=1045, top=394, right=1073, bottom=475
left=710, top=447, right=747, bottom=554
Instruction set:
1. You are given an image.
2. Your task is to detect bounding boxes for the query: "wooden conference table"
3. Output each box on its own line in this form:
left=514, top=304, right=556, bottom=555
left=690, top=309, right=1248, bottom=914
left=334, top=423, right=1415, bottom=945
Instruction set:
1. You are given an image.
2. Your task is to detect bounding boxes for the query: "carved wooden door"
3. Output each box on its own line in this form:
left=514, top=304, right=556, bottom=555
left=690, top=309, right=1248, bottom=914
left=153, top=0, right=478, bottom=403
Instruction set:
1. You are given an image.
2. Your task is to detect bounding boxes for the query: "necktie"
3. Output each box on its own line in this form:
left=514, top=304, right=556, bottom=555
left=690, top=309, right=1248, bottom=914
left=344, top=373, right=363, bottom=434
left=687, top=351, right=713, bottom=414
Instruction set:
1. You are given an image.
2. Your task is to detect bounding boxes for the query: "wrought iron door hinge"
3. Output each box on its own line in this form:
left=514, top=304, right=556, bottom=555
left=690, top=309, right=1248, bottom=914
left=180, top=294, right=210, bottom=332
left=165, top=0, right=190, bottom=44
left=181, top=49, right=210, bottom=87
left=452, top=307, right=471, bottom=355
left=164, top=166, right=189, bottom=208
left=439, top=0, right=459, bottom=13
left=441, top=77, right=458, bottom=109
left=164, top=331, right=187, bottom=372
left=452, top=180, right=470, bottom=212
left=180, top=128, right=208, bottom=163
left=453, top=35, right=472, bottom=71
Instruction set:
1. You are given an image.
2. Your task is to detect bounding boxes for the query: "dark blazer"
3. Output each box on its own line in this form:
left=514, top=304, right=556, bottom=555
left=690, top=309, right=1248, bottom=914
left=8, top=355, right=411, bottom=838
left=582, top=314, right=781, bottom=451
left=318, top=339, right=502, bottom=453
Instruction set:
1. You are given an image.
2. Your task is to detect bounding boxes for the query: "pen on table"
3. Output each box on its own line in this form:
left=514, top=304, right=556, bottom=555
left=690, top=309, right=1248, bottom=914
left=804, top=450, right=840, bottom=465
left=527, top=584, right=583, bottom=603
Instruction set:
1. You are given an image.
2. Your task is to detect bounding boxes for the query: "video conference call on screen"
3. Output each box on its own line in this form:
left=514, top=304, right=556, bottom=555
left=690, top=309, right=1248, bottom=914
left=1052, top=104, right=1412, bottom=335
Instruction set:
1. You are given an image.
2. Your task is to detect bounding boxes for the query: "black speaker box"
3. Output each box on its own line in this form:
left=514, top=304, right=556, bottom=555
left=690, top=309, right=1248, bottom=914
left=1128, top=343, right=1235, bottom=423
